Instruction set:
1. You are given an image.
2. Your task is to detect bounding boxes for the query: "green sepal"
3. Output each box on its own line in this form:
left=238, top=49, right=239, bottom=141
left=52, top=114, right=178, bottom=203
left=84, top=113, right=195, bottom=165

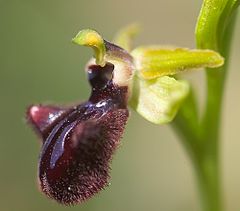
left=113, top=24, right=140, bottom=52
left=129, top=75, right=190, bottom=124
left=72, top=29, right=106, bottom=66
left=131, top=46, right=224, bottom=79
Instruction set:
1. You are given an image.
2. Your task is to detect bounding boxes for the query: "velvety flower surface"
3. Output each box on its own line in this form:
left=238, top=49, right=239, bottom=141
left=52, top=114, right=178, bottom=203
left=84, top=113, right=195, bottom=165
left=27, top=41, right=133, bottom=204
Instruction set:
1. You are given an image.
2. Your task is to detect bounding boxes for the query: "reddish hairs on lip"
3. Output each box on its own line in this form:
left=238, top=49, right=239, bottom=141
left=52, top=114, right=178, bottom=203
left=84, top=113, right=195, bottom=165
left=27, top=62, right=129, bottom=205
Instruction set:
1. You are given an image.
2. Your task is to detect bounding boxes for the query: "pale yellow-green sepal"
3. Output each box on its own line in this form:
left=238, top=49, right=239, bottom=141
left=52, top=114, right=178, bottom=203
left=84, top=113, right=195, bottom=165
left=131, top=46, right=224, bottom=79
left=72, top=29, right=106, bottom=66
left=129, top=75, right=190, bottom=124
left=113, top=24, right=140, bottom=52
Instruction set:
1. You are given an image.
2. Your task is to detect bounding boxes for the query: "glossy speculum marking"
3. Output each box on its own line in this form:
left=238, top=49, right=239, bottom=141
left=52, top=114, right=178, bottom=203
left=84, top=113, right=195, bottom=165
left=27, top=60, right=130, bottom=205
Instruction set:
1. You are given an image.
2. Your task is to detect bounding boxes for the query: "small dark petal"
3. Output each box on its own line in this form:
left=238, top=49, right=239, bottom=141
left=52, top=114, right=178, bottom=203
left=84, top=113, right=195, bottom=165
left=27, top=105, right=68, bottom=140
left=38, top=108, right=129, bottom=205
left=104, top=40, right=133, bottom=63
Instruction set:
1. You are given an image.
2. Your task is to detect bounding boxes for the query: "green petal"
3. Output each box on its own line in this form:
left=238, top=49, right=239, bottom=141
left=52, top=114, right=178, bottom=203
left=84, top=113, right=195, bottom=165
left=129, top=75, right=190, bottom=124
left=72, top=29, right=106, bottom=66
left=131, top=46, right=224, bottom=79
left=113, top=24, right=140, bottom=52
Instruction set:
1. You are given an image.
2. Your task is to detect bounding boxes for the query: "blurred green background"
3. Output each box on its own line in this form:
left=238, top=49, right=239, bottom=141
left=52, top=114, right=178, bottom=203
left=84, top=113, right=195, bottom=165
left=0, top=1, right=239, bottom=211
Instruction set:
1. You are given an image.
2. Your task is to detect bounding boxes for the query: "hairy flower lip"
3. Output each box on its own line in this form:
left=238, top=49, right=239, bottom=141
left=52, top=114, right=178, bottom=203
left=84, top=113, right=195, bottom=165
left=27, top=43, right=131, bottom=204
left=33, top=103, right=129, bottom=205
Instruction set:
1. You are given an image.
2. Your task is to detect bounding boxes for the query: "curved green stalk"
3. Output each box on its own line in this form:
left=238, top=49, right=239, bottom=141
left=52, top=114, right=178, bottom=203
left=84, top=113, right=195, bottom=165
left=172, top=1, right=239, bottom=211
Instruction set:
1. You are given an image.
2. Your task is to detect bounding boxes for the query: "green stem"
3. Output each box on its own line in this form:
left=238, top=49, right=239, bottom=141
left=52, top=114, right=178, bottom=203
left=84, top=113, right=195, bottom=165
left=172, top=119, right=221, bottom=211
left=194, top=152, right=221, bottom=211
left=201, top=11, right=238, bottom=143
left=172, top=7, right=238, bottom=211
left=197, top=13, right=237, bottom=211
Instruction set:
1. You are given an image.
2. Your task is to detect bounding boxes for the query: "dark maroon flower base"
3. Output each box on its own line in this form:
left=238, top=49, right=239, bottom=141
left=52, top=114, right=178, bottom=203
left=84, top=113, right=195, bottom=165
left=27, top=63, right=129, bottom=205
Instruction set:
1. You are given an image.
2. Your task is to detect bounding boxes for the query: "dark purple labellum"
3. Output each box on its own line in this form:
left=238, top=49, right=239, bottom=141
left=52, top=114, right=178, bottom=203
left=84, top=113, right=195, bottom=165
left=27, top=62, right=129, bottom=205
